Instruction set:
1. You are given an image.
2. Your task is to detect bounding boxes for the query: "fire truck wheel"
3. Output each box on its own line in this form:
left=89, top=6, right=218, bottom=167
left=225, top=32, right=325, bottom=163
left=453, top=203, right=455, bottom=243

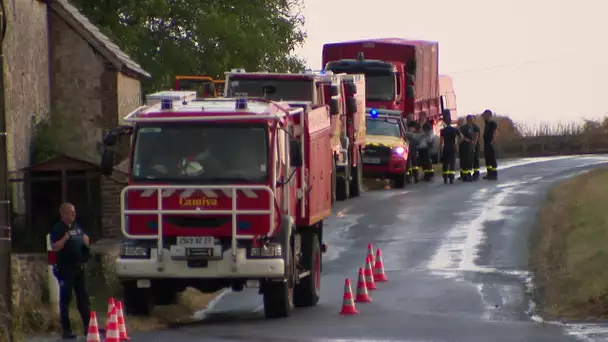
left=393, top=172, right=407, bottom=189
left=294, top=231, right=320, bottom=307
left=350, top=151, right=363, bottom=197
left=262, top=279, right=294, bottom=318
left=123, top=282, right=153, bottom=316
left=336, top=167, right=350, bottom=201
left=331, top=160, right=337, bottom=204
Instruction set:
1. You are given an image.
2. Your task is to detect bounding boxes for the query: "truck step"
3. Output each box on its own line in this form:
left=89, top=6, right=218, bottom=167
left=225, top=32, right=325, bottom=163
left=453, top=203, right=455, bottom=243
left=298, top=270, right=311, bottom=279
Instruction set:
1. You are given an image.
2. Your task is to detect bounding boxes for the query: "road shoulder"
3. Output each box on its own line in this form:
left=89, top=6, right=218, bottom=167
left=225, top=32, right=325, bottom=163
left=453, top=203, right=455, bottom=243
left=530, top=167, right=608, bottom=321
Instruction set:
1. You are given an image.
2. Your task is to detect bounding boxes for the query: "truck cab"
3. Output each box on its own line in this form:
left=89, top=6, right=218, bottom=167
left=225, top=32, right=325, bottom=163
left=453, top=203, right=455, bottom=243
left=99, top=92, right=333, bottom=319
left=223, top=69, right=366, bottom=202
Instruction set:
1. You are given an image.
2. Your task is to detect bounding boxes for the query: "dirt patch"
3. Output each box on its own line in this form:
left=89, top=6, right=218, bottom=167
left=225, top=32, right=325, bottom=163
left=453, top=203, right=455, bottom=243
left=530, top=167, right=608, bottom=321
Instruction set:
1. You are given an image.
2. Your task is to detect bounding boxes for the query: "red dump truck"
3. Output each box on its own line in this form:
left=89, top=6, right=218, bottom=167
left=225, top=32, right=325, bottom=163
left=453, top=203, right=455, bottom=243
left=223, top=69, right=366, bottom=201
left=99, top=92, right=333, bottom=319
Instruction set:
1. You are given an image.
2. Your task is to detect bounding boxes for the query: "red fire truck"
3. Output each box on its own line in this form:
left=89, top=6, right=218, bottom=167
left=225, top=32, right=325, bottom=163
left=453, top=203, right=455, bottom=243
left=100, top=91, right=333, bottom=319
left=223, top=69, right=366, bottom=201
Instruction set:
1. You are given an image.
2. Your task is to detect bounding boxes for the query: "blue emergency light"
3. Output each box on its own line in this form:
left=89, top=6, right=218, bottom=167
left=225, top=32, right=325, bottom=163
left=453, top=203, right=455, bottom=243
left=370, top=108, right=379, bottom=118
left=161, top=97, right=173, bottom=110
left=236, top=97, right=248, bottom=110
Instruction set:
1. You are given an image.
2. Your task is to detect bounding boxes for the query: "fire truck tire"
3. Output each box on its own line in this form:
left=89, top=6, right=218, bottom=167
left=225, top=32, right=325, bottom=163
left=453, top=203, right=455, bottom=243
left=350, top=151, right=363, bottom=197
left=123, top=282, right=153, bottom=316
left=331, top=160, right=337, bottom=204
left=294, top=231, right=320, bottom=307
left=262, top=279, right=293, bottom=318
left=392, top=172, right=407, bottom=189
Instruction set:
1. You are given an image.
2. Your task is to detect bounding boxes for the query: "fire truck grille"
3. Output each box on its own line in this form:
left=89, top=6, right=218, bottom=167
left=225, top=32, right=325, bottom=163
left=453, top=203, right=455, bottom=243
left=364, top=145, right=392, bottom=164
left=165, top=215, right=230, bottom=229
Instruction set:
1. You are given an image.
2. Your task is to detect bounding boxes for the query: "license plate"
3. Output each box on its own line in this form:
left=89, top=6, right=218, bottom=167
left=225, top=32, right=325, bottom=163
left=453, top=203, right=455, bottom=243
left=186, top=248, right=214, bottom=257
left=177, top=236, right=214, bottom=247
left=363, top=157, right=381, bottom=164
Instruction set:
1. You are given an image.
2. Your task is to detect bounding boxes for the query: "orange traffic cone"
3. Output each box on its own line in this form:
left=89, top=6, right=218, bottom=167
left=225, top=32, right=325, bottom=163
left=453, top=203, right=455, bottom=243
left=86, top=311, right=101, bottom=342
left=105, top=305, right=120, bottom=342
left=339, top=278, right=359, bottom=315
left=116, top=301, right=131, bottom=341
left=104, top=297, right=115, bottom=332
left=367, top=243, right=375, bottom=265
left=364, top=255, right=377, bottom=290
left=374, top=248, right=389, bottom=282
left=355, top=267, right=372, bottom=303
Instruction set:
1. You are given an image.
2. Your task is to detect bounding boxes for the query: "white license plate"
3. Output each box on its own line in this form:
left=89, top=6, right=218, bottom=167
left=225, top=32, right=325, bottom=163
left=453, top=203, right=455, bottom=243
left=177, top=236, right=214, bottom=247
left=363, top=157, right=381, bottom=164
left=136, top=279, right=151, bottom=288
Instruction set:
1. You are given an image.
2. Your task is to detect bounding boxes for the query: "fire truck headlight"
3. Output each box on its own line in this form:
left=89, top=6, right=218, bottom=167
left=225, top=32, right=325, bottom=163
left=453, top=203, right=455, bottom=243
left=393, top=146, right=405, bottom=156
left=249, top=243, right=282, bottom=258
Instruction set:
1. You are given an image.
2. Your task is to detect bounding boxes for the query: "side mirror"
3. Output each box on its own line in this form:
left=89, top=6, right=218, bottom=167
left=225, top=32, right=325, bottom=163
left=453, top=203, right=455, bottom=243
left=406, top=85, right=415, bottom=99
left=289, top=140, right=303, bottom=167
left=344, top=82, right=357, bottom=95
left=346, top=97, right=357, bottom=114
left=100, top=147, right=115, bottom=176
left=406, top=61, right=417, bottom=76
left=102, top=131, right=119, bottom=147
left=329, top=98, right=340, bottom=116
left=328, top=85, right=339, bottom=97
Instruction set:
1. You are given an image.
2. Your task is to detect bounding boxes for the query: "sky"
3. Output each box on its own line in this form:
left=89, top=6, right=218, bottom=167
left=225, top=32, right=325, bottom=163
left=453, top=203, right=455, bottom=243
left=295, top=0, right=608, bottom=125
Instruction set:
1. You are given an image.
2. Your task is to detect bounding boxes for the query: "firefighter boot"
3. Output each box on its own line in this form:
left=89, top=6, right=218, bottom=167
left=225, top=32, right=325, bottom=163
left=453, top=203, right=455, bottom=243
left=472, top=171, right=480, bottom=181
left=443, top=175, right=448, bottom=184
left=413, top=169, right=420, bottom=183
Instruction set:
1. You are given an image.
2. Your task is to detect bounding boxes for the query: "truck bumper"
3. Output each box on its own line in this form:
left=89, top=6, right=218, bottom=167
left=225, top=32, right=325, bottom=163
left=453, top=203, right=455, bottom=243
left=363, top=159, right=407, bottom=177
left=116, top=248, right=285, bottom=279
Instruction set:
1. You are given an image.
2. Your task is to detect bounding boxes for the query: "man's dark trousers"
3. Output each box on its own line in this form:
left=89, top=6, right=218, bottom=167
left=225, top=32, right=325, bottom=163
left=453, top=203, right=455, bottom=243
left=484, top=142, right=498, bottom=179
left=58, top=264, right=90, bottom=334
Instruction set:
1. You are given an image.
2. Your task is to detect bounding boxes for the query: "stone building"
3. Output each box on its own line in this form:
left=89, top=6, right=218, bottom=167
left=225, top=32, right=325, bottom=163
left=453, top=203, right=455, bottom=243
left=4, top=0, right=150, bottom=242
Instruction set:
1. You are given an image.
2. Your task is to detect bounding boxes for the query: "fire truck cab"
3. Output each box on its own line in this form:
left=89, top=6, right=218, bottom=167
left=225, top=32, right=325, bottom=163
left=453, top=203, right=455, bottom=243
left=99, top=91, right=333, bottom=319
left=223, top=69, right=366, bottom=202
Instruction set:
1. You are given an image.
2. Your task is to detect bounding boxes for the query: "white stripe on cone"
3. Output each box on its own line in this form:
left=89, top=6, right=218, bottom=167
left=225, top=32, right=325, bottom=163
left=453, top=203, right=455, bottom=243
left=137, top=189, right=259, bottom=198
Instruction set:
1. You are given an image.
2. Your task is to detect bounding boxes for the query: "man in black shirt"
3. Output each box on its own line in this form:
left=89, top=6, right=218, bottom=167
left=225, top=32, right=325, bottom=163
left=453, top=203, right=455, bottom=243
left=50, top=203, right=91, bottom=339
left=439, top=110, right=461, bottom=184
left=405, top=121, right=420, bottom=183
left=418, top=120, right=435, bottom=181
left=468, top=115, right=481, bottom=180
left=458, top=119, right=474, bottom=181
left=481, top=109, right=499, bottom=180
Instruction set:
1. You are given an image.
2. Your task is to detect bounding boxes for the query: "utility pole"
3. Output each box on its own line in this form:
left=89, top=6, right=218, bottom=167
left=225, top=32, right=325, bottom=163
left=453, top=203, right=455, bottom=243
left=0, top=0, right=11, bottom=340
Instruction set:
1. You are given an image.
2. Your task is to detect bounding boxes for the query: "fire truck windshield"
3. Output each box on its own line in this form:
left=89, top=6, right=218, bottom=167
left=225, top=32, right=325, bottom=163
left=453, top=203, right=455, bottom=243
left=366, top=118, right=401, bottom=138
left=227, top=78, right=313, bottom=101
left=131, top=123, right=269, bottom=183
left=365, top=74, right=396, bottom=102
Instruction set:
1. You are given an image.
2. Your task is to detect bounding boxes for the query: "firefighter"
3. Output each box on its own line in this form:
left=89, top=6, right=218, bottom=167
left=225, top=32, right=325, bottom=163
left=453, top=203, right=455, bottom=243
left=468, top=115, right=481, bottom=180
left=405, top=122, right=420, bottom=183
left=439, top=110, right=461, bottom=184
left=418, top=121, right=435, bottom=181
left=481, top=109, right=499, bottom=180
left=458, top=117, right=474, bottom=181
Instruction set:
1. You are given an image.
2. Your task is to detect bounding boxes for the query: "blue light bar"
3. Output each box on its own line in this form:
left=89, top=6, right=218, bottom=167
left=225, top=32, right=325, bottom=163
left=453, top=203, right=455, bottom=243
left=370, top=108, right=378, bottom=118
left=236, top=97, right=248, bottom=110
left=161, top=98, right=173, bottom=110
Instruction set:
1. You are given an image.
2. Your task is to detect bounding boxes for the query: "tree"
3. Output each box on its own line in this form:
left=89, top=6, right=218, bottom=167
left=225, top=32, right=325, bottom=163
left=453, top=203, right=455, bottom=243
left=70, top=0, right=307, bottom=92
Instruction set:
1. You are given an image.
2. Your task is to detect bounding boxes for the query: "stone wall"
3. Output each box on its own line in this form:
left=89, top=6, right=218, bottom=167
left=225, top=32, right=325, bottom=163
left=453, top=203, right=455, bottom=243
left=49, top=10, right=107, bottom=163
left=4, top=0, right=51, bottom=213
left=101, top=174, right=127, bottom=238
left=11, top=254, right=47, bottom=308
left=117, top=73, right=142, bottom=124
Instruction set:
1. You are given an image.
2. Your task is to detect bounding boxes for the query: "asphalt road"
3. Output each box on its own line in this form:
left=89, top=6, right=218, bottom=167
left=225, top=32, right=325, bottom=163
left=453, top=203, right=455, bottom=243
left=31, top=155, right=608, bottom=342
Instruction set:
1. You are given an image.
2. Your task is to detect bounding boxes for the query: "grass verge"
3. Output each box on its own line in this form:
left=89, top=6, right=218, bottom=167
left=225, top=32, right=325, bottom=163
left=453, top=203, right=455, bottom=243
left=530, top=167, right=608, bottom=320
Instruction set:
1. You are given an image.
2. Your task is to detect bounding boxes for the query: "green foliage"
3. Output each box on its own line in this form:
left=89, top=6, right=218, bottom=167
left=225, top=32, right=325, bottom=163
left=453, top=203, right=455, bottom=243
left=69, top=0, right=307, bottom=92
left=31, top=117, right=62, bottom=164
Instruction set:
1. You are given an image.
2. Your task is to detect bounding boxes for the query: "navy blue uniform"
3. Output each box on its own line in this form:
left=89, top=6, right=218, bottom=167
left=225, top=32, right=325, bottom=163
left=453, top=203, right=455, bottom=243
left=472, top=123, right=481, bottom=179
left=50, top=221, right=91, bottom=336
left=458, top=124, right=474, bottom=181
left=483, top=120, right=499, bottom=179
left=440, top=125, right=460, bottom=183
